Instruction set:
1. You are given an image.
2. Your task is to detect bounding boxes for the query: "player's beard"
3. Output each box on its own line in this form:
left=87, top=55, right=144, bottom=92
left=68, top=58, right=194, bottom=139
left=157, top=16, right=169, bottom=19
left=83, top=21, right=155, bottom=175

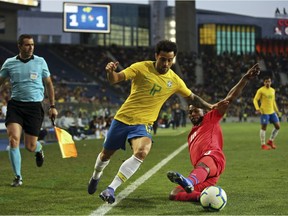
left=158, top=67, right=168, bottom=74
left=190, top=116, right=203, bottom=126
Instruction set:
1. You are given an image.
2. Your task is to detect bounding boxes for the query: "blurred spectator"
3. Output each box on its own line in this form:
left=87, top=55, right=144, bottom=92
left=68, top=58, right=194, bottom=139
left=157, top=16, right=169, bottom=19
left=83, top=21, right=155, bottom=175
left=57, top=110, right=85, bottom=140
left=0, top=99, right=7, bottom=119
left=172, top=103, right=182, bottom=129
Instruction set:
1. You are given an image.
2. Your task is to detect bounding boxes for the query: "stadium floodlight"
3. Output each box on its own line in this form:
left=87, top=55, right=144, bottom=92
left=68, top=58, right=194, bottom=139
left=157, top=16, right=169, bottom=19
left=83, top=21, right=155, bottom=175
left=63, top=2, right=110, bottom=33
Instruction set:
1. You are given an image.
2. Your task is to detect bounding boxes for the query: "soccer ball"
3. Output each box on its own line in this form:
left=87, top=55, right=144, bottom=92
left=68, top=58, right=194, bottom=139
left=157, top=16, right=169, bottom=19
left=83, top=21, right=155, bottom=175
left=200, top=186, right=227, bottom=211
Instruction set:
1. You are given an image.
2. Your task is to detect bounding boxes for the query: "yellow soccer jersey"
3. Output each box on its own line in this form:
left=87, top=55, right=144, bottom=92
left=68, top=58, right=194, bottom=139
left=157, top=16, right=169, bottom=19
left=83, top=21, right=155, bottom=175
left=114, top=61, right=192, bottom=125
left=253, top=86, right=278, bottom=114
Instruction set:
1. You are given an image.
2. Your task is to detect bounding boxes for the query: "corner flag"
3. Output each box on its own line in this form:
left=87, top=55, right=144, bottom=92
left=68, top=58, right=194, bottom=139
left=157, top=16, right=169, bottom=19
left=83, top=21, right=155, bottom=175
left=52, top=120, right=78, bottom=158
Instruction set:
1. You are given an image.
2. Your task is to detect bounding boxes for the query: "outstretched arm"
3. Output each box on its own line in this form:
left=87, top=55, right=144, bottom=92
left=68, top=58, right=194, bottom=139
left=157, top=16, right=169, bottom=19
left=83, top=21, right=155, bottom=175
left=217, top=63, right=261, bottom=115
left=186, top=93, right=213, bottom=110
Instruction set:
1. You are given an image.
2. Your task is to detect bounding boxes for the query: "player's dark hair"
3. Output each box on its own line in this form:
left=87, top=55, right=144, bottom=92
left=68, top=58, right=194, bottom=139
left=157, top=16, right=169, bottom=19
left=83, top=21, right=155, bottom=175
left=155, top=40, right=178, bottom=55
left=18, top=34, right=33, bottom=46
left=263, top=76, right=271, bottom=81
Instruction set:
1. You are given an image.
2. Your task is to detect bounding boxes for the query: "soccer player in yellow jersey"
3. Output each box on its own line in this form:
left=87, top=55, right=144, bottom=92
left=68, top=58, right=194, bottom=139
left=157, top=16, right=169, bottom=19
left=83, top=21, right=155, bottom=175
left=253, top=76, right=280, bottom=150
left=87, top=40, right=214, bottom=204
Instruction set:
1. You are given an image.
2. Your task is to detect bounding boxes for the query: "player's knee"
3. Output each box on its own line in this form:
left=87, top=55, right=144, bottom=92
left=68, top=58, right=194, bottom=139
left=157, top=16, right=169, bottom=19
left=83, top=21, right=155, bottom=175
left=196, top=162, right=210, bottom=173
left=134, top=143, right=152, bottom=160
left=9, top=136, right=20, bottom=148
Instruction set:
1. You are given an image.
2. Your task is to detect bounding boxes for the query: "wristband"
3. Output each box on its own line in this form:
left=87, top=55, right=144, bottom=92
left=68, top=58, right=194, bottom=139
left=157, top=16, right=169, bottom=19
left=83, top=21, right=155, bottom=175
left=49, top=105, right=56, bottom=109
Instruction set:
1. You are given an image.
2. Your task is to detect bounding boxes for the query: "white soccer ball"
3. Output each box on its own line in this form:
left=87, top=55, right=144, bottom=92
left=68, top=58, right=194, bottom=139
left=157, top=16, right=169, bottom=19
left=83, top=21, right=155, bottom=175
left=200, top=186, right=227, bottom=211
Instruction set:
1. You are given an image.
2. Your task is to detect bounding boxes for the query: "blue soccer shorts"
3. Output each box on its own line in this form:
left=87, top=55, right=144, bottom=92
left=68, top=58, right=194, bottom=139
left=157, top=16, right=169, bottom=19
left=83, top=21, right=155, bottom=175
left=103, top=119, right=153, bottom=150
left=260, top=112, right=279, bottom=125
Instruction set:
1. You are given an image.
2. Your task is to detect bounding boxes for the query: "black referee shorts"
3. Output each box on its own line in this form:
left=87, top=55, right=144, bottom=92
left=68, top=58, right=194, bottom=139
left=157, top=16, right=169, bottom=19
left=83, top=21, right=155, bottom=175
left=5, top=99, right=44, bottom=137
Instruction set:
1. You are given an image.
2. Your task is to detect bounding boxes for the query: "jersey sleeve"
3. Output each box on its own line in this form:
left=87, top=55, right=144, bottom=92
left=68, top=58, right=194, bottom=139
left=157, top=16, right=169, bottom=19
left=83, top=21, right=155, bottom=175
left=273, top=99, right=279, bottom=112
left=253, top=89, right=261, bottom=110
left=41, top=58, right=51, bottom=78
left=0, top=59, right=10, bottom=78
left=175, top=75, right=192, bottom=97
left=122, top=62, right=139, bottom=81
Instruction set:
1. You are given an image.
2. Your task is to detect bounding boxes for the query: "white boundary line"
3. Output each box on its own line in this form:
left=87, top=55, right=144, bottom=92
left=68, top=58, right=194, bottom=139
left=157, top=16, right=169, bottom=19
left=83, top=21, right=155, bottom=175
left=90, top=142, right=187, bottom=216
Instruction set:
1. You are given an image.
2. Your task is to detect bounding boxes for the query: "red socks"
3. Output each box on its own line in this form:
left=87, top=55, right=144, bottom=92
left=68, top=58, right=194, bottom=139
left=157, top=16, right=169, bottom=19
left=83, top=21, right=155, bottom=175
left=188, top=166, right=209, bottom=185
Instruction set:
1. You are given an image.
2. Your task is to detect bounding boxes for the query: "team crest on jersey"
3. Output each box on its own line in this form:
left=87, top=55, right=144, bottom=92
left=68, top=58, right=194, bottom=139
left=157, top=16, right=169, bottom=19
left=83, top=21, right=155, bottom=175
left=167, top=80, right=172, bottom=88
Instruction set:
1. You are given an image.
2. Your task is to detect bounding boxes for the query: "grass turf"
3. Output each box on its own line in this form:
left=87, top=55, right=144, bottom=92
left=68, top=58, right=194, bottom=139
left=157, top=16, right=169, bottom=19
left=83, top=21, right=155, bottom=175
left=0, top=122, right=287, bottom=215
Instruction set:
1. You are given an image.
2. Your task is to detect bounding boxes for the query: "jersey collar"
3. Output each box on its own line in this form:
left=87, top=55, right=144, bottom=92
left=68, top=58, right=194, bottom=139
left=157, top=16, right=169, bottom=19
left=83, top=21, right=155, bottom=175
left=16, top=55, right=34, bottom=63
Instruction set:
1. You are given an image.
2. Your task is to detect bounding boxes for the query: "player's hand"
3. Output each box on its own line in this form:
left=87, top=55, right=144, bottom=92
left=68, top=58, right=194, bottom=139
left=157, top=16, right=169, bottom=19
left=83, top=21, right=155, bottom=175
left=105, top=61, right=119, bottom=74
left=255, top=110, right=261, bottom=115
left=246, top=63, right=261, bottom=79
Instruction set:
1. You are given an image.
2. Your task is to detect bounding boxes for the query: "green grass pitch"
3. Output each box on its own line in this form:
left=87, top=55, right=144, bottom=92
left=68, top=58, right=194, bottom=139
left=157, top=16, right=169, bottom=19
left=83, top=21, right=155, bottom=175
left=0, top=122, right=287, bottom=215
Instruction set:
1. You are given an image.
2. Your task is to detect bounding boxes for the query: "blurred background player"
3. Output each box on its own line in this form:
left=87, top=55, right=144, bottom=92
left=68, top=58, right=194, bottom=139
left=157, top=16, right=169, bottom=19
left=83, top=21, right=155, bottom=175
left=167, top=63, right=260, bottom=202
left=0, top=34, right=58, bottom=187
left=253, top=76, right=280, bottom=150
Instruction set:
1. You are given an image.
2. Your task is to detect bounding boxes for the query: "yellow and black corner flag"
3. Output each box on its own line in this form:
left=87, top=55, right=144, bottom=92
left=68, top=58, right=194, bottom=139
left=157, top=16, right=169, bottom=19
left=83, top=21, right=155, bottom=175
left=52, top=119, right=78, bottom=158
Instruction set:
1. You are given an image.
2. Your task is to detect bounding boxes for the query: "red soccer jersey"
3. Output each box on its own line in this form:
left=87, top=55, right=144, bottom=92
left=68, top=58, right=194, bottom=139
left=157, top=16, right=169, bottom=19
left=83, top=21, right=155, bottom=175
left=187, top=109, right=225, bottom=174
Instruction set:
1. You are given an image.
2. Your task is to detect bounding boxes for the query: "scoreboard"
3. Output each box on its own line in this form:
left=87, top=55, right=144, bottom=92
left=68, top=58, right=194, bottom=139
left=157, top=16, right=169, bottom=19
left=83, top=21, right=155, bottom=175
left=63, top=2, right=110, bottom=33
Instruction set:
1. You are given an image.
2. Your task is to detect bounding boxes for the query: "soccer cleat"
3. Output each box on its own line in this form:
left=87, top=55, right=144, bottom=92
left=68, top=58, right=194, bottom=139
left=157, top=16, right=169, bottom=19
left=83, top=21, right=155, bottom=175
left=261, top=144, right=271, bottom=150
left=35, top=149, right=44, bottom=167
left=167, top=171, right=194, bottom=193
left=88, top=177, right=100, bottom=195
left=99, top=187, right=115, bottom=204
left=11, top=175, right=23, bottom=187
left=267, top=140, right=276, bottom=149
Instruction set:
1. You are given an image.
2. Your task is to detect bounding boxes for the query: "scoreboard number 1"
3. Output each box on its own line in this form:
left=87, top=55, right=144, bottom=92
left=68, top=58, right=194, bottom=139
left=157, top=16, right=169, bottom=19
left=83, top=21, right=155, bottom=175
left=64, top=3, right=110, bottom=33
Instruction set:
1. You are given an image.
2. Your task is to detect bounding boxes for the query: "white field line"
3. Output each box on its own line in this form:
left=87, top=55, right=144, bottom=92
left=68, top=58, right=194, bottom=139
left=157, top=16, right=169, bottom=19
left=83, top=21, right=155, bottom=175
left=90, top=142, right=188, bottom=216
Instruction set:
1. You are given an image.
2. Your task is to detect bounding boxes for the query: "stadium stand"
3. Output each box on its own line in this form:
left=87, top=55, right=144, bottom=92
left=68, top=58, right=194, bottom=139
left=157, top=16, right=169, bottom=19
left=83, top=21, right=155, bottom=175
left=1, top=43, right=288, bottom=141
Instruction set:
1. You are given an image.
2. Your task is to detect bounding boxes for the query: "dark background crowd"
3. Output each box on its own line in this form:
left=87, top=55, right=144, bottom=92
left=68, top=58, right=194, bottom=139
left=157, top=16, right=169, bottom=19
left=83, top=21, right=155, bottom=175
left=0, top=42, right=287, bottom=139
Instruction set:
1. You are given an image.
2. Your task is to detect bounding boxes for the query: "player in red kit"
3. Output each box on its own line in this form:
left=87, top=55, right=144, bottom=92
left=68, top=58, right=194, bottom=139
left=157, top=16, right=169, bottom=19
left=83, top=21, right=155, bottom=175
left=167, top=63, right=261, bottom=202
